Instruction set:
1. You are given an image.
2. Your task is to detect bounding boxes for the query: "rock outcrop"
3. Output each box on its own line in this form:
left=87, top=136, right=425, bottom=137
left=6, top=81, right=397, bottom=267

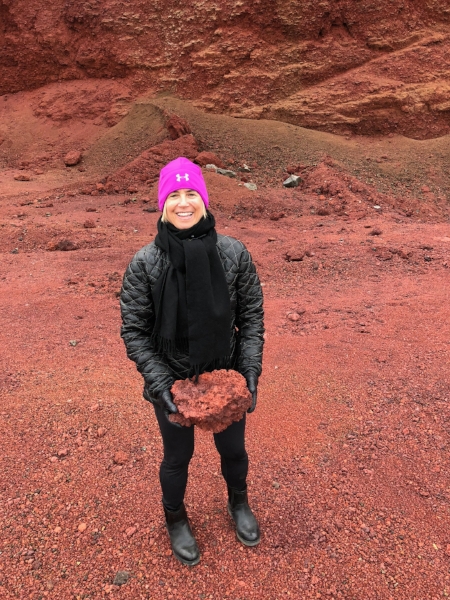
left=105, top=134, right=199, bottom=193
left=1, top=1, right=450, bottom=139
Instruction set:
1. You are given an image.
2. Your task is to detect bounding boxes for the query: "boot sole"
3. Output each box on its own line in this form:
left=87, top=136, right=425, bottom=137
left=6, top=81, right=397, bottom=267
left=227, top=505, right=261, bottom=547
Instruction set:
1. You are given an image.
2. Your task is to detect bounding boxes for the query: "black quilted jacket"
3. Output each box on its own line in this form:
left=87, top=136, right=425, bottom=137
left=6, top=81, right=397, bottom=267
left=120, top=234, right=265, bottom=401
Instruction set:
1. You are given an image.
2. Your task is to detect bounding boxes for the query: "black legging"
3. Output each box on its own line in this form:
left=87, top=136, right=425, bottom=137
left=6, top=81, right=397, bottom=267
left=153, top=405, right=248, bottom=511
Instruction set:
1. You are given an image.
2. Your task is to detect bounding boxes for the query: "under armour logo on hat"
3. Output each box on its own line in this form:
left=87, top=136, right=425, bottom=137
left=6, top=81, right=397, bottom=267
left=176, top=173, right=190, bottom=182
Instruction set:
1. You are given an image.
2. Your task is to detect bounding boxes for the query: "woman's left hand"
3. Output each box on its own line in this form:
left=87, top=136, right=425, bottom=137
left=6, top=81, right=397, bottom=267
left=245, top=373, right=258, bottom=413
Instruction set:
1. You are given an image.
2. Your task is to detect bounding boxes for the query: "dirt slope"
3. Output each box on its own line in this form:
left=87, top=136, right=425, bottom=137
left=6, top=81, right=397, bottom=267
left=1, top=85, right=450, bottom=215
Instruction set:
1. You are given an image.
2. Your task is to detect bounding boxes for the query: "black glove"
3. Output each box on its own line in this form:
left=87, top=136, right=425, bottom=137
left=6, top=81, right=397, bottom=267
left=244, top=373, right=258, bottom=414
left=154, top=389, right=181, bottom=426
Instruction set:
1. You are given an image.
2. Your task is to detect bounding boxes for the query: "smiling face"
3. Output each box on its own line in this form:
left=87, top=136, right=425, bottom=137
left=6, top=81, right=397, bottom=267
left=162, top=188, right=206, bottom=229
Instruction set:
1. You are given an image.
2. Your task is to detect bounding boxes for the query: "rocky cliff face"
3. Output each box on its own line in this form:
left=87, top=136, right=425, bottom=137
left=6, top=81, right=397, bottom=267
left=1, top=0, right=450, bottom=138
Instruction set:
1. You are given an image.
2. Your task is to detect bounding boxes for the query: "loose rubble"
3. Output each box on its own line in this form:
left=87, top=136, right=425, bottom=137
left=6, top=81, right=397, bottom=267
left=216, top=168, right=237, bottom=178
left=283, top=174, right=302, bottom=188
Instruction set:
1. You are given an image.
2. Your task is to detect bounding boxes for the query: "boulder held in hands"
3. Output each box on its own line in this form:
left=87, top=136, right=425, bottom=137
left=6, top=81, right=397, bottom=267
left=169, top=370, right=252, bottom=433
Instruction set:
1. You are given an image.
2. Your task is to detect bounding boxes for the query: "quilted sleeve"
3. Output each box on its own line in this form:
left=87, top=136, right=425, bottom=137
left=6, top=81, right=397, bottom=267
left=120, top=248, right=174, bottom=398
left=234, top=242, right=265, bottom=377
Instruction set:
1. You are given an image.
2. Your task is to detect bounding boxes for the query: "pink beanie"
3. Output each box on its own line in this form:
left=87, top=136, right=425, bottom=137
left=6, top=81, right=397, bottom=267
left=157, top=157, right=209, bottom=211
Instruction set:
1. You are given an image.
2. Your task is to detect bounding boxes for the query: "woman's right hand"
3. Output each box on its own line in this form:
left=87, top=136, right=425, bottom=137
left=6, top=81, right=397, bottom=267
left=154, top=389, right=180, bottom=425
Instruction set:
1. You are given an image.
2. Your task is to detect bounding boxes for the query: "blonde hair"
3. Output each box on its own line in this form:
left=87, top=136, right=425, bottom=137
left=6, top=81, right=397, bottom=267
left=161, top=200, right=207, bottom=223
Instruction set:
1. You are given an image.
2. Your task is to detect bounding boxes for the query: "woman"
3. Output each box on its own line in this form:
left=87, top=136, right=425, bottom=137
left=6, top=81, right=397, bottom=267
left=120, top=157, right=264, bottom=566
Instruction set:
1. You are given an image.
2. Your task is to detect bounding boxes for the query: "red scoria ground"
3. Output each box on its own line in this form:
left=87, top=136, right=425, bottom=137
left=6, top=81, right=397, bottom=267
left=1, top=92, right=450, bottom=599
left=1, top=184, right=449, bottom=600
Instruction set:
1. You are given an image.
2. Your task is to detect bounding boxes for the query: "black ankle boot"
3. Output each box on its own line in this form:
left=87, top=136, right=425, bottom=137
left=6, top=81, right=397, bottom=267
left=227, top=487, right=260, bottom=547
left=164, top=503, right=200, bottom=566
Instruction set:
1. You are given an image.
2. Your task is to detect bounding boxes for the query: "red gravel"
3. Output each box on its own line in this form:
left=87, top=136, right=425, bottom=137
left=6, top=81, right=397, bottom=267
left=1, top=82, right=450, bottom=599
left=1, top=183, right=449, bottom=599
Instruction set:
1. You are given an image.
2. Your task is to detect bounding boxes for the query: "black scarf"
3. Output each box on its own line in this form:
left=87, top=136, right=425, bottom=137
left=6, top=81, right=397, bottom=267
left=152, top=212, right=232, bottom=373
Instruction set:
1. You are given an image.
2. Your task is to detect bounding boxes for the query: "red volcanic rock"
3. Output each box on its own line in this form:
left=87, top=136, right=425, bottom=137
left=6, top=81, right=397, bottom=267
left=113, top=451, right=129, bottom=465
left=194, top=151, right=225, bottom=169
left=285, top=247, right=305, bottom=261
left=169, top=370, right=252, bottom=433
left=2, top=2, right=450, bottom=139
left=47, top=239, right=79, bottom=251
left=165, top=114, right=192, bottom=140
left=108, top=134, right=198, bottom=193
left=374, top=247, right=394, bottom=261
left=64, top=151, right=82, bottom=166
left=317, top=207, right=331, bottom=216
